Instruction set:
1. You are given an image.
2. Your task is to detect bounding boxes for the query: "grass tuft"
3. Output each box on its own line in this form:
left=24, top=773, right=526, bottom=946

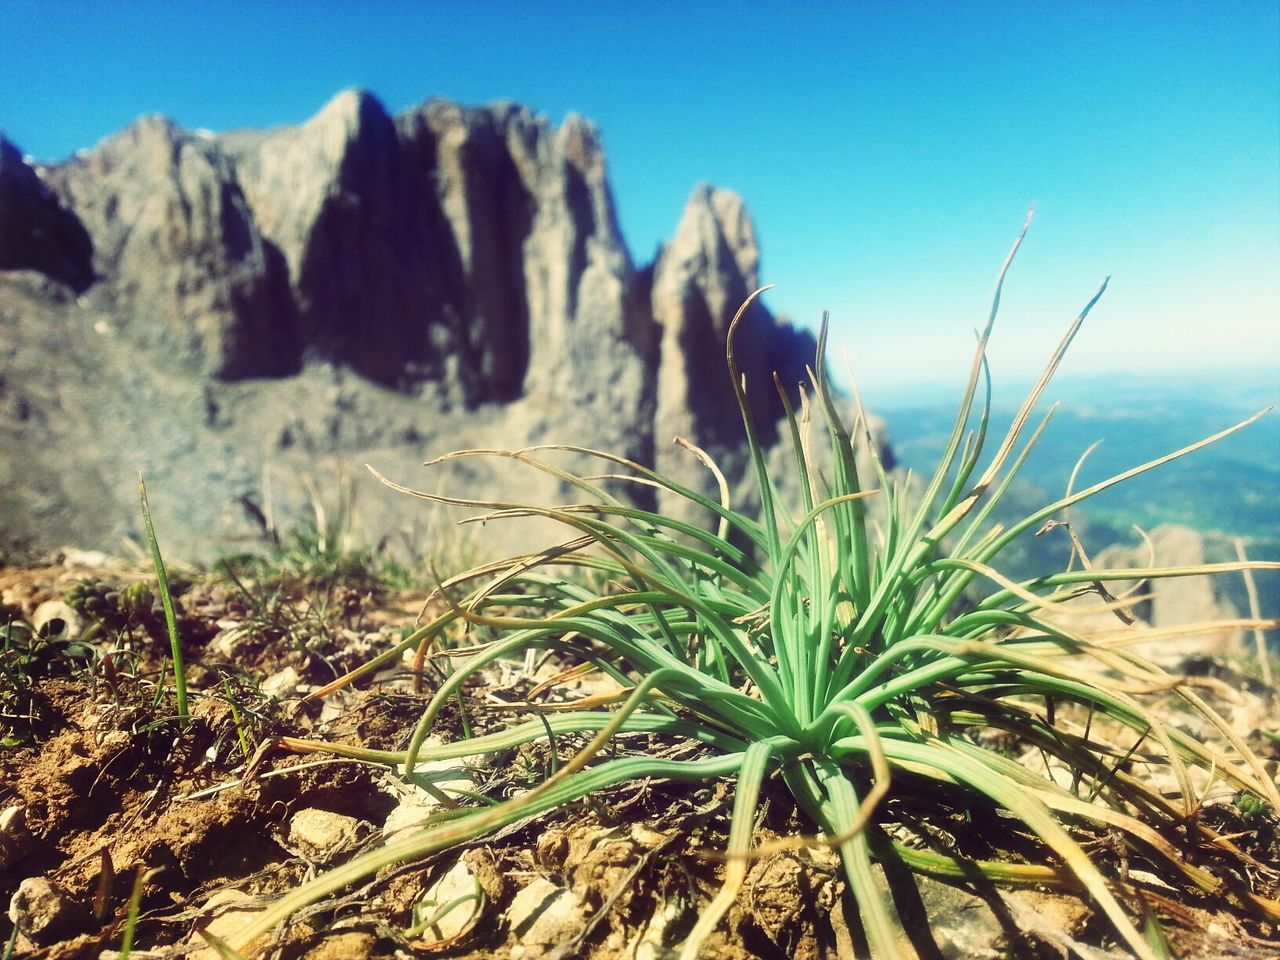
left=230, top=219, right=1279, bottom=958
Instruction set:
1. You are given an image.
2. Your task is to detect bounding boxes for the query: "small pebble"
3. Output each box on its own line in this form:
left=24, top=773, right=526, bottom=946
left=415, top=857, right=482, bottom=942
left=287, top=808, right=361, bottom=859
left=507, top=877, right=586, bottom=954
left=31, top=600, right=80, bottom=639
left=0, top=806, right=33, bottom=871
left=8, top=876, right=83, bottom=945
left=261, top=665, right=303, bottom=699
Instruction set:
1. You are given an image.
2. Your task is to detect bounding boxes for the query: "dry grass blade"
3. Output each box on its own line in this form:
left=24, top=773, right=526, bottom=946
left=1234, top=537, right=1274, bottom=687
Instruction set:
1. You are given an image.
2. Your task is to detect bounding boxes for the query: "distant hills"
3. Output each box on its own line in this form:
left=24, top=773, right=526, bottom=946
left=878, top=369, right=1279, bottom=615
left=878, top=367, right=1278, bottom=541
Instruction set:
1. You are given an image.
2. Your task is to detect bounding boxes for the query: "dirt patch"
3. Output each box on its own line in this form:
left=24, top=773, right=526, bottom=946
left=3, top=558, right=1280, bottom=959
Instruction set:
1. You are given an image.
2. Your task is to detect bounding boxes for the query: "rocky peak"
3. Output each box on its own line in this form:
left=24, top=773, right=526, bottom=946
left=648, top=184, right=895, bottom=527
left=43, top=113, right=297, bottom=379
left=226, top=88, right=416, bottom=384
left=668, top=184, right=761, bottom=323
left=1097, top=525, right=1242, bottom=651
left=1039, top=524, right=1249, bottom=666
left=227, top=88, right=396, bottom=282
left=653, top=184, right=814, bottom=450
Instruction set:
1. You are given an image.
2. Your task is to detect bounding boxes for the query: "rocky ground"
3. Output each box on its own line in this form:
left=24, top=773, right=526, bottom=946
left=3, top=550, right=1280, bottom=960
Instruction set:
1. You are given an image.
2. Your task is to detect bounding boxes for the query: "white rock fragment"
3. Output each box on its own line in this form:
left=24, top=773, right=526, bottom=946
left=381, top=797, right=436, bottom=840
left=261, top=665, right=303, bottom=699
left=382, top=754, right=480, bottom=840
left=318, top=694, right=347, bottom=724
left=507, top=877, right=586, bottom=956
left=184, top=889, right=266, bottom=960
left=287, top=808, right=361, bottom=859
left=206, top=621, right=250, bottom=660
left=415, top=857, right=483, bottom=943
left=59, top=547, right=113, bottom=568
left=31, top=600, right=80, bottom=639
left=0, top=806, right=33, bottom=871
left=405, top=757, right=478, bottom=797
left=629, top=898, right=682, bottom=960
left=8, top=876, right=81, bottom=945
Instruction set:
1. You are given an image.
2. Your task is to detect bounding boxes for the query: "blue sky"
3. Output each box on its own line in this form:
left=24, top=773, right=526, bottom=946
left=2, top=1, right=1276, bottom=395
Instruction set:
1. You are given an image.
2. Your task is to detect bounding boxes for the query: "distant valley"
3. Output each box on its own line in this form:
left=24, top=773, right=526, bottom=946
left=875, top=366, right=1279, bottom=611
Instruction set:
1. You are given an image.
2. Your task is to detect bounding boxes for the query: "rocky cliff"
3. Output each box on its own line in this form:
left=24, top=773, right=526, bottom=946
left=0, top=90, right=834, bottom=562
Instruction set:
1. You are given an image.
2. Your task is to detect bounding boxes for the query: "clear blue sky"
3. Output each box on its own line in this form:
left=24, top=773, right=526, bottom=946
left=2, top=1, right=1276, bottom=395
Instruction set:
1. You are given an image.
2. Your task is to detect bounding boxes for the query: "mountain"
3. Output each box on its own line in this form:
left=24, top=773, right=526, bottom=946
left=0, top=90, right=830, bottom=562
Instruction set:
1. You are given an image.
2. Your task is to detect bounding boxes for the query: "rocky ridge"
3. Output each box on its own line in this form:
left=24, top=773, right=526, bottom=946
left=0, top=90, right=836, bottom=562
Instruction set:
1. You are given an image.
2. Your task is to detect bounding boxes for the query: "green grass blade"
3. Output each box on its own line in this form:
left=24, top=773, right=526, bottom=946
left=677, top=740, right=773, bottom=959
left=139, top=475, right=187, bottom=722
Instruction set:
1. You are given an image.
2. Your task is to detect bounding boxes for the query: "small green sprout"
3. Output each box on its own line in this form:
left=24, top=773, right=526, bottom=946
left=139, top=474, right=188, bottom=722
left=1233, top=791, right=1271, bottom=821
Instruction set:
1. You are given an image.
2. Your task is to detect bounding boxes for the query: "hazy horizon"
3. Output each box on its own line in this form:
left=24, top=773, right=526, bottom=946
left=853, top=359, right=1280, bottom=412
left=2, top=1, right=1276, bottom=389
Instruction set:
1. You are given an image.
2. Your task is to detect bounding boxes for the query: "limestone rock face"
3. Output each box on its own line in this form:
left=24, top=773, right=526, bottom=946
left=0, top=138, right=92, bottom=292
left=649, top=185, right=894, bottom=525
left=1038, top=524, right=1248, bottom=666
left=651, top=185, right=816, bottom=518
left=44, top=117, right=297, bottom=378
left=226, top=91, right=646, bottom=406
left=225, top=90, right=397, bottom=383
left=0, top=90, right=879, bottom=562
left=653, top=185, right=810, bottom=448
left=388, top=101, right=652, bottom=410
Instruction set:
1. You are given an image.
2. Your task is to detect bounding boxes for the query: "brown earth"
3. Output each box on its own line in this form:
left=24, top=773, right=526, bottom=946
left=3, top=557, right=1279, bottom=960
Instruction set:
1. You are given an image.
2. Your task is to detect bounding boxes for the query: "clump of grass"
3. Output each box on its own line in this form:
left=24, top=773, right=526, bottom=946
left=238, top=514, right=412, bottom=591
left=1, top=609, right=96, bottom=744
left=230, top=470, right=421, bottom=591
left=232, top=219, right=1279, bottom=958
